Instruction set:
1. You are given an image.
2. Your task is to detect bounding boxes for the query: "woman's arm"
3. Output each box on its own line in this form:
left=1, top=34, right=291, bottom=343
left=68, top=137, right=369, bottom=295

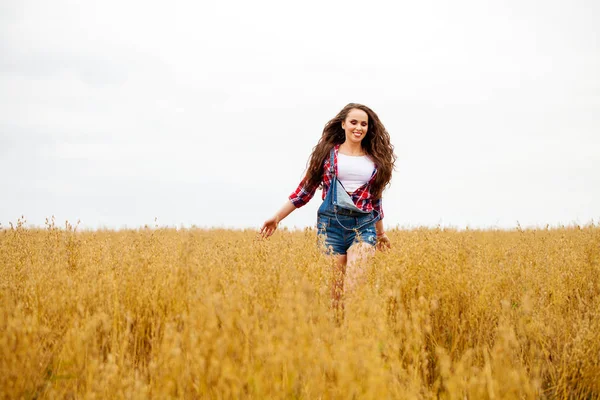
left=260, top=200, right=296, bottom=238
left=375, top=218, right=391, bottom=250
left=375, top=219, right=385, bottom=237
left=261, top=175, right=320, bottom=238
left=375, top=214, right=391, bottom=250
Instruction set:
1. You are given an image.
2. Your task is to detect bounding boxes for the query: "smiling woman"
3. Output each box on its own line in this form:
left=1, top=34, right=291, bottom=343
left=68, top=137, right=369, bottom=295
left=260, top=103, right=397, bottom=317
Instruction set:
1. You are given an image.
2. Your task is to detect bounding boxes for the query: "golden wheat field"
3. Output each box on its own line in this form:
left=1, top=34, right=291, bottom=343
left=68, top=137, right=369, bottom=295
left=1, top=218, right=599, bottom=399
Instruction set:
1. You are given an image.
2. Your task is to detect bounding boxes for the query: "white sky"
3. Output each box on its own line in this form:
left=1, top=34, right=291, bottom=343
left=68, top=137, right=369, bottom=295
left=1, top=0, right=599, bottom=230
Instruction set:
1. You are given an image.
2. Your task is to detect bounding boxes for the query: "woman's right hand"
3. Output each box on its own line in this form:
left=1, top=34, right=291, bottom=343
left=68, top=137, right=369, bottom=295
left=260, top=216, right=279, bottom=238
left=260, top=201, right=296, bottom=239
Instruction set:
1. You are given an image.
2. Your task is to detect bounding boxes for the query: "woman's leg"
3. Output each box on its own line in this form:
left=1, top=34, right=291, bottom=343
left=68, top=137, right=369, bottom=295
left=331, top=254, right=347, bottom=317
left=344, top=242, right=375, bottom=296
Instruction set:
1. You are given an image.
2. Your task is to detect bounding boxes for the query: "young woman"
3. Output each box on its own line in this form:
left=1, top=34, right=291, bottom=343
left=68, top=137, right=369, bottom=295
left=261, top=103, right=396, bottom=309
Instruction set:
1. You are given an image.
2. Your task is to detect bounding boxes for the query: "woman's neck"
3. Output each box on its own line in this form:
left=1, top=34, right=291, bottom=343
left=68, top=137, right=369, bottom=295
left=339, top=141, right=364, bottom=156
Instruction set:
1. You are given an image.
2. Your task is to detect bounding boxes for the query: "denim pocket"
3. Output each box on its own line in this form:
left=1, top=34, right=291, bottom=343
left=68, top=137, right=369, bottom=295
left=317, top=216, right=330, bottom=233
left=356, top=212, right=375, bottom=225
left=349, top=221, right=376, bottom=247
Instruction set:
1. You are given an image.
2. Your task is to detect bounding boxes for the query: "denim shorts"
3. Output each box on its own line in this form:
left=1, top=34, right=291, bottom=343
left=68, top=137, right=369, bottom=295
left=317, top=211, right=378, bottom=255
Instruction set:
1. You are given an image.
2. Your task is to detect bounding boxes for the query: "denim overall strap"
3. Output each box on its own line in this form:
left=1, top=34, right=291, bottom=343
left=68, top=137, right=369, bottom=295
left=329, top=146, right=335, bottom=175
left=329, top=147, right=338, bottom=207
left=329, top=147, right=379, bottom=231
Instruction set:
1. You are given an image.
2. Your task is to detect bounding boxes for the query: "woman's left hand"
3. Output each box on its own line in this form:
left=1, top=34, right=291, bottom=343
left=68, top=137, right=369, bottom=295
left=376, top=233, right=391, bottom=251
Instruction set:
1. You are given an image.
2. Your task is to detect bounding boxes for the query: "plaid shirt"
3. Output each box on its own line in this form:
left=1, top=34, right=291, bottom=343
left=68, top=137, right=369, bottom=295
left=289, top=144, right=384, bottom=219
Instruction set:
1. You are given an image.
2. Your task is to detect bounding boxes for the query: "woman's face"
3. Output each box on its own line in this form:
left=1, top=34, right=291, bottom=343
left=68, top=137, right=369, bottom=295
left=341, top=108, right=369, bottom=145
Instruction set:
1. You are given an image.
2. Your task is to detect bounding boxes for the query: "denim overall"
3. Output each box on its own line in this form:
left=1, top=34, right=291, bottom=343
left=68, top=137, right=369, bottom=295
left=316, top=149, right=380, bottom=255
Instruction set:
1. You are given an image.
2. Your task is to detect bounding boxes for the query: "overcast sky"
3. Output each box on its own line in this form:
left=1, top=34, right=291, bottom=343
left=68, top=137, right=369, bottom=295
left=1, top=0, right=598, bottom=230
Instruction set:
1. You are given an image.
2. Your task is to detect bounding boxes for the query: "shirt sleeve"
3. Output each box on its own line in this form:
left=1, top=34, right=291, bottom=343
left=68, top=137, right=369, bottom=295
left=289, top=177, right=319, bottom=208
left=373, top=197, right=384, bottom=220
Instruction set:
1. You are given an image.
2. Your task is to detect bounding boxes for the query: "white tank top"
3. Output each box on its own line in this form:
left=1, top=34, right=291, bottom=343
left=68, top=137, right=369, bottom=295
left=337, top=153, right=375, bottom=193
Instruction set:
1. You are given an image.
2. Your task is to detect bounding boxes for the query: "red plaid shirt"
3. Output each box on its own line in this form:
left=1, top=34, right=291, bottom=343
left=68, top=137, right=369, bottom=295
left=289, top=145, right=384, bottom=219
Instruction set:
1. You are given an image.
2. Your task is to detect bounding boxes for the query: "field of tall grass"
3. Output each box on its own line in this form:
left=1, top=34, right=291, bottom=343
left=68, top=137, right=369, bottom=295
left=1, top=217, right=599, bottom=399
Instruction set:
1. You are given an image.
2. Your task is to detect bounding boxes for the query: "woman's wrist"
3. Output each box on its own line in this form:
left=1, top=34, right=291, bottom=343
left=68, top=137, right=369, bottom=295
left=376, top=231, right=387, bottom=238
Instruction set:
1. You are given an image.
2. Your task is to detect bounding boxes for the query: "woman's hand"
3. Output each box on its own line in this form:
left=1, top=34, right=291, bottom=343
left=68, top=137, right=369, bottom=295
left=376, top=233, right=391, bottom=251
left=260, top=216, right=279, bottom=239
left=260, top=201, right=296, bottom=239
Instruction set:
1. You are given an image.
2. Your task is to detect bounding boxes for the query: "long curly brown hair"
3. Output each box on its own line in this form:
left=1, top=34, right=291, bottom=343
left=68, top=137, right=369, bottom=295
left=304, top=103, right=396, bottom=199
